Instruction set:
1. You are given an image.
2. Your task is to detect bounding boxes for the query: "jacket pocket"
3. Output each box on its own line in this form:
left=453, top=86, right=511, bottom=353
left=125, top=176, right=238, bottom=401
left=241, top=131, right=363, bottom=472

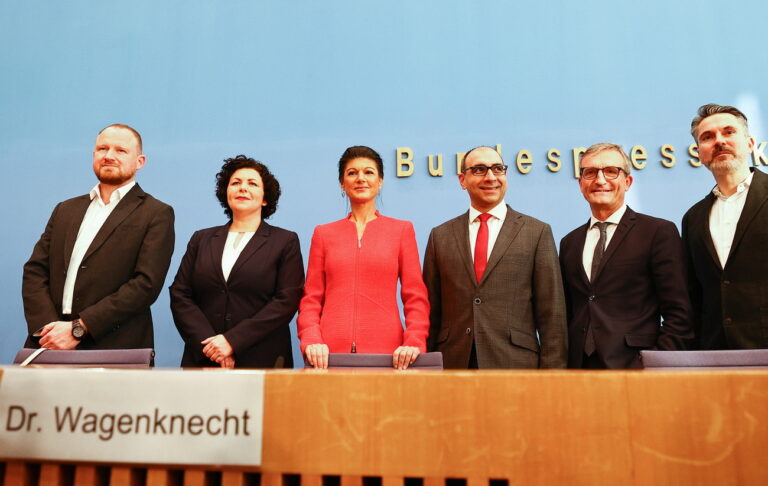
left=437, top=326, right=451, bottom=344
left=624, top=334, right=657, bottom=348
left=509, top=328, right=540, bottom=353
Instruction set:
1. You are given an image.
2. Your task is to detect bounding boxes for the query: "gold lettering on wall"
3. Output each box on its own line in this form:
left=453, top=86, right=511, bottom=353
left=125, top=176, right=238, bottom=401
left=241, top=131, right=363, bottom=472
left=660, top=144, right=676, bottom=168
left=753, top=142, right=767, bottom=166
left=456, top=152, right=465, bottom=175
left=572, top=147, right=586, bottom=178
left=546, top=148, right=561, bottom=172
left=392, top=141, right=764, bottom=178
left=630, top=145, right=647, bottom=170
left=516, top=150, right=533, bottom=174
left=688, top=144, right=701, bottom=167
left=396, top=147, right=414, bottom=177
left=428, top=154, right=444, bottom=176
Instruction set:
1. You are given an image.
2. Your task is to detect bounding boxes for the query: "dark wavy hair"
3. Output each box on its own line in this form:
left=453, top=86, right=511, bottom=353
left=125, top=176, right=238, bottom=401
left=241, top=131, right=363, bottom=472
left=691, top=103, right=749, bottom=141
left=338, top=146, right=384, bottom=182
left=215, top=155, right=281, bottom=220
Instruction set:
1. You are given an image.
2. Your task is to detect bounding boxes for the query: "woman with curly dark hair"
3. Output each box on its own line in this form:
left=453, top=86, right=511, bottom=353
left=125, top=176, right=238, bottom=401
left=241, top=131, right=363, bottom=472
left=170, top=155, right=304, bottom=368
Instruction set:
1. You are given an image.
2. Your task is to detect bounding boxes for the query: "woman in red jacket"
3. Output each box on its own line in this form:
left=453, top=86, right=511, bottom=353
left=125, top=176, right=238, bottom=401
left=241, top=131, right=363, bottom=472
left=298, top=146, right=430, bottom=369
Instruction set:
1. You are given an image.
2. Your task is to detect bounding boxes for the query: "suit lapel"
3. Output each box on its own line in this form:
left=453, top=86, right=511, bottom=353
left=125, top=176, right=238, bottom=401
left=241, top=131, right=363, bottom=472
left=229, top=222, right=271, bottom=279
left=573, top=221, right=590, bottom=286
left=82, top=185, right=144, bottom=262
left=691, top=193, right=721, bottom=270
left=481, top=206, right=524, bottom=285
left=592, top=207, right=636, bottom=283
left=209, top=225, right=229, bottom=284
left=727, top=169, right=768, bottom=266
left=449, top=212, right=476, bottom=285
left=63, top=195, right=92, bottom=266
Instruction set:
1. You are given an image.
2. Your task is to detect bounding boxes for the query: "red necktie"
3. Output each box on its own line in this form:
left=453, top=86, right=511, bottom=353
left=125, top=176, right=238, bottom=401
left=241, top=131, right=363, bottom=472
left=474, top=213, right=492, bottom=283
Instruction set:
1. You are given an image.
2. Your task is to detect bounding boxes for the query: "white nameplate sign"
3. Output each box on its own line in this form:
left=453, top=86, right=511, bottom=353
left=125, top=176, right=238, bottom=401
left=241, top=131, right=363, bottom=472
left=0, top=367, right=264, bottom=466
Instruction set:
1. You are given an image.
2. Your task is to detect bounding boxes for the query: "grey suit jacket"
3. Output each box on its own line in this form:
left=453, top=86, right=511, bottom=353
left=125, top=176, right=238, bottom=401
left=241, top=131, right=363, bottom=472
left=423, top=205, right=567, bottom=369
left=682, top=168, right=768, bottom=349
left=22, top=184, right=175, bottom=349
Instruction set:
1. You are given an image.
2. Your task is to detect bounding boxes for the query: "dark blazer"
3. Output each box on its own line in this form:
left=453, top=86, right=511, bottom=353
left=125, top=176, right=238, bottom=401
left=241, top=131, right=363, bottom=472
left=169, top=222, right=304, bottom=368
left=682, top=168, right=768, bottom=349
left=22, top=184, right=175, bottom=349
left=559, top=207, right=693, bottom=369
left=423, top=206, right=567, bottom=369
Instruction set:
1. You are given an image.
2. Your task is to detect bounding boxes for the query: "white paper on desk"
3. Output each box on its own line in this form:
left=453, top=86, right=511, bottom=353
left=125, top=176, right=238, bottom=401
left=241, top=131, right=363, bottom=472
left=0, top=367, right=264, bottom=466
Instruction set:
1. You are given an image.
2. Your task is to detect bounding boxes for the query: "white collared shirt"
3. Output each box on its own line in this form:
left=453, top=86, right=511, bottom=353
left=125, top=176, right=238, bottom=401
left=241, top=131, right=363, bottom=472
left=468, top=200, right=507, bottom=263
left=709, top=171, right=753, bottom=267
left=582, top=204, right=627, bottom=281
left=222, top=231, right=255, bottom=281
left=61, top=181, right=136, bottom=314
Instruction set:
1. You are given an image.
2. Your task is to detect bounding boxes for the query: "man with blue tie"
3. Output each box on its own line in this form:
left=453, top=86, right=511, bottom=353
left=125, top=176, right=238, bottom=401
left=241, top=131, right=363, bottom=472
left=559, top=143, right=693, bottom=368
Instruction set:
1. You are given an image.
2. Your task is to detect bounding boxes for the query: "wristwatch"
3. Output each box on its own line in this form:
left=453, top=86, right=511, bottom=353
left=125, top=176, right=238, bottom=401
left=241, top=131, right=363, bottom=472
left=71, top=319, right=86, bottom=340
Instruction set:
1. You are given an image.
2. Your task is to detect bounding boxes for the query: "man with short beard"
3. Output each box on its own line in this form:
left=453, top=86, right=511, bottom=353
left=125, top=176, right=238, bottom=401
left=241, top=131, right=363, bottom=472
left=23, top=124, right=175, bottom=351
left=682, top=104, right=768, bottom=349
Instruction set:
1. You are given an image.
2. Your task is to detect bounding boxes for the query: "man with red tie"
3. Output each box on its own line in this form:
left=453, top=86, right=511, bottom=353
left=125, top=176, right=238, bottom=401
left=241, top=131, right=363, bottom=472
left=559, top=143, right=693, bottom=368
left=423, top=146, right=567, bottom=368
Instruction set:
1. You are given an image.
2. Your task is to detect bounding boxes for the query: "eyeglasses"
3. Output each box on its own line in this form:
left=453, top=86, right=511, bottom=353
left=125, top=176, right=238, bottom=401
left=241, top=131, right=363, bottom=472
left=462, top=164, right=508, bottom=176
left=580, top=166, right=627, bottom=180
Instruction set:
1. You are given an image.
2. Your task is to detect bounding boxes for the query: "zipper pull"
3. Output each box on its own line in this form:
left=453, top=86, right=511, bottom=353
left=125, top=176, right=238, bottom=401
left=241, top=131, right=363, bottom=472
left=351, top=342, right=357, bottom=353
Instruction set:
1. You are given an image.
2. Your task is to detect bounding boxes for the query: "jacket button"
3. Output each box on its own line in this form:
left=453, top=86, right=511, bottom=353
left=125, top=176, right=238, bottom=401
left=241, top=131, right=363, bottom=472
left=473, top=298, right=482, bottom=304
left=466, top=328, right=472, bottom=335
left=588, top=295, right=595, bottom=301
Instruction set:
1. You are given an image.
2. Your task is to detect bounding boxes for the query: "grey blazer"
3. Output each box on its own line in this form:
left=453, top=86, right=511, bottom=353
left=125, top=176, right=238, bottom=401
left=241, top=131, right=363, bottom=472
left=423, top=205, right=567, bottom=369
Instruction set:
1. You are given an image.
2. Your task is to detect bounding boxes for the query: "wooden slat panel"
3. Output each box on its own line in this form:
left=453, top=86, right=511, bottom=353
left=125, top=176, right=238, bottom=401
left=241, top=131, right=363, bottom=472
left=466, top=478, right=485, bottom=486
left=259, top=473, right=282, bottom=486
left=422, top=478, right=443, bottom=486
left=299, top=474, right=321, bottom=486
left=74, top=466, right=99, bottom=486
left=109, top=468, right=140, bottom=486
left=221, top=472, right=245, bottom=486
left=146, top=469, right=176, bottom=486
left=380, top=477, right=401, bottom=486
left=4, top=462, right=35, bottom=486
left=339, top=476, right=361, bottom=486
left=182, top=471, right=207, bottom=486
left=39, top=464, right=63, bottom=486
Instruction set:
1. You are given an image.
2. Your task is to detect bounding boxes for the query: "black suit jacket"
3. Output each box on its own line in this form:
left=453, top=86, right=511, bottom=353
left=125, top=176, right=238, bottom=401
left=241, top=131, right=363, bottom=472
left=560, top=207, right=693, bottom=368
left=682, top=168, right=768, bottom=349
left=22, top=184, right=175, bottom=349
left=169, top=222, right=304, bottom=368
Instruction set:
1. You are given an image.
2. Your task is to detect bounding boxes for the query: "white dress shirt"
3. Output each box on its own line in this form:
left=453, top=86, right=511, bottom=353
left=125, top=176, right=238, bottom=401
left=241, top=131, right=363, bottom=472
left=709, top=171, right=753, bottom=268
left=582, top=204, right=627, bottom=281
left=62, top=181, right=136, bottom=314
left=222, top=231, right=255, bottom=281
left=468, top=200, right=507, bottom=263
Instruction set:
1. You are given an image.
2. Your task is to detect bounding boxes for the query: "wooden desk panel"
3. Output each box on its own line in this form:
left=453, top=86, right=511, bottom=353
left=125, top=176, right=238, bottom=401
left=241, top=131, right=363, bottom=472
left=3, top=370, right=768, bottom=485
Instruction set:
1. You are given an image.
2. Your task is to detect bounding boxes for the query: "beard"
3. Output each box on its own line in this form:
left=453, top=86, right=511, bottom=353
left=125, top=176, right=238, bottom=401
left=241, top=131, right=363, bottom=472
left=704, top=155, right=744, bottom=175
left=95, top=165, right=133, bottom=185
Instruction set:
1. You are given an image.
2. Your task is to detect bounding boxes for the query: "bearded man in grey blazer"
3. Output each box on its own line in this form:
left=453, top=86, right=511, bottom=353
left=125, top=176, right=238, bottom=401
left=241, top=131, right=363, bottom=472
left=23, top=124, right=175, bottom=351
left=423, top=146, right=567, bottom=369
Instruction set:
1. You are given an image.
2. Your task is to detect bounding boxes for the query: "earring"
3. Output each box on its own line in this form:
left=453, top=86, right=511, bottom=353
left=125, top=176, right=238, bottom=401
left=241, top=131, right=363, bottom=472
left=341, top=191, right=346, bottom=198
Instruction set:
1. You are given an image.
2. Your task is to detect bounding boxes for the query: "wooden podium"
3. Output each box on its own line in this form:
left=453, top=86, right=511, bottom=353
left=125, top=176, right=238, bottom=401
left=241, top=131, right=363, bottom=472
left=3, top=369, right=768, bottom=485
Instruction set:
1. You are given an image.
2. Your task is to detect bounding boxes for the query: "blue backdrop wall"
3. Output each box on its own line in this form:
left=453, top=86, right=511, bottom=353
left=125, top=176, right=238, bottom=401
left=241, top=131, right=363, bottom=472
left=2, top=1, right=767, bottom=366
